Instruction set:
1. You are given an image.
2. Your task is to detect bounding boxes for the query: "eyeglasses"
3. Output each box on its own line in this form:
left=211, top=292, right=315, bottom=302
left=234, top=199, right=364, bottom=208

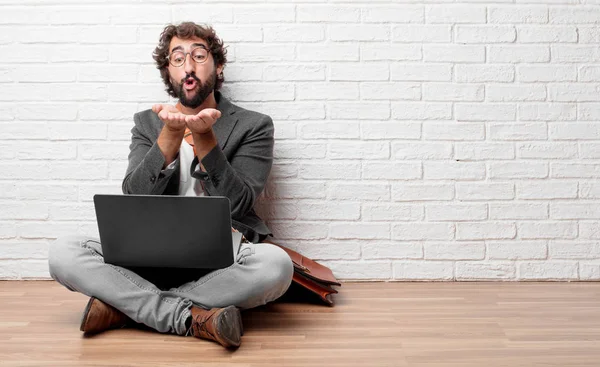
left=167, top=46, right=209, bottom=67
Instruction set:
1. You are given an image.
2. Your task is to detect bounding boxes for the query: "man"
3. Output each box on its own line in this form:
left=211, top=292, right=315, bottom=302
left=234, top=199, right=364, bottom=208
left=48, top=22, right=294, bottom=349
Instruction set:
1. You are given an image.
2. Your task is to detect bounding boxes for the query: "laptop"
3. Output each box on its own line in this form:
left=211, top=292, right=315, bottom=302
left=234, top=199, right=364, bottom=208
left=93, top=194, right=243, bottom=270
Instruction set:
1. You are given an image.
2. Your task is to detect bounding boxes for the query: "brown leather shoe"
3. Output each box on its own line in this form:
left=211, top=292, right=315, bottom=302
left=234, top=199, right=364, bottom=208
left=188, top=305, right=243, bottom=348
left=80, top=297, right=131, bottom=335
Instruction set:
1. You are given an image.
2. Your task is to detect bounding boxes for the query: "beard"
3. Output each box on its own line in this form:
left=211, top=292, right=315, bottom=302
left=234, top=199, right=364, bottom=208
left=173, top=69, right=217, bottom=109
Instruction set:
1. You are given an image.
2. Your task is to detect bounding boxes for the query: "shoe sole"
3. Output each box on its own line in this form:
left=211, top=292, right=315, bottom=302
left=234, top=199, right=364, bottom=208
left=80, top=297, right=97, bottom=333
left=215, top=306, right=243, bottom=348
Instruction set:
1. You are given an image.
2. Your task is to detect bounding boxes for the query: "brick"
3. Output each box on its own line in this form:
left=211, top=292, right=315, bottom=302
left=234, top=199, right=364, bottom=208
left=392, top=102, right=452, bottom=120
left=487, top=241, right=547, bottom=260
left=20, top=184, right=78, bottom=201
left=518, top=26, right=577, bottom=42
left=363, top=242, right=422, bottom=260
left=426, top=5, right=486, bottom=23
left=270, top=221, right=328, bottom=240
left=518, top=103, right=576, bottom=121
left=233, top=6, right=295, bottom=23
left=361, top=82, right=420, bottom=100
left=297, top=82, right=359, bottom=100
left=456, top=65, right=514, bottom=83
left=455, top=103, right=516, bottom=121
left=325, top=260, right=391, bottom=280
left=362, top=6, right=424, bottom=23
left=423, top=45, right=485, bottom=63
left=362, top=204, right=423, bottom=221
left=299, top=162, right=361, bottom=180
left=363, top=162, right=422, bottom=180
left=550, top=242, right=600, bottom=259
left=391, top=63, right=452, bottom=82
left=489, top=162, right=548, bottom=179
left=392, top=25, right=451, bottom=43
left=330, top=25, right=389, bottom=41
left=0, top=241, right=48, bottom=259
left=0, top=202, right=48, bottom=220
left=264, top=181, right=326, bottom=200
left=489, top=123, right=547, bottom=141
left=330, top=102, right=390, bottom=120
left=552, top=45, right=600, bottom=63
left=426, top=204, right=487, bottom=221
left=519, top=261, right=578, bottom=280
left=518, top=221, right=577, bottom=239
left=456, top=262, right=516, bottom=280
left=579, top=104, right=600, bottom=121
left=580, top=182, right=600, bottom=198
left=487, top=84, right=546, bottom=102
left=455, top=143, right=515, bottom=160
left=489, top=6, right=548, bottom=23
left=393, top=223, right=454, bottom=240
left=263, top=25, right=324, bottom=42
left=550, top=7, right=600, bottom=24
left=300, top=121, right=359, bottom=139
left=489, top=45, right=550, bottom=63
left=549, top=123, right=600, bottom=140
left=297, top=6, right=360, bottom=22
left=296, top=202, right=360, bottom=221
left=425, top=242, right=485, bottom=260
left=361, top=122, right=421, bottom=140
left=455, top=26, right=516, bottom=43
left=392, top=142, right=452, bottom=160
left=236, top=44, right=295, bottom=62
left=423, top=122, right=484, bottom=140
left=580, top=262, right=600, bottom=280
left=518, top=65, right=576, bottom=82
left=17, top=142, right=77, bottom=160
left=171, top=6, right=233, bottom=23
left=550, top=203, right=600, bottom=219
left=264, top=65, right=325, bottom=81
left=393, top=261, right=453, bottom=280
left=242, top=102, right=325, bottom=120
left=392, top=184, right=454, bottom=202
left=329, top=63, right=389, bottom=81
left=489, top=203, right=548, bottom=220
left=328, top=183, right=390, bottom=201
left=330, top=222, right=390, bottom=240
left=456, top=222, right=516, bottom=240
left=50, top=203, right=96, bottom=221
left=551, top=163, right=600, bottom=178
left=328, top=141, right=389, bottom=160
left=298, top=44, right=359, bottom=61
left=517, top=142, right=577, bottom=159
left=424, top=161, right=485, bottom=180
left=456, top=183, right=514, bottom=201
left=225, top=83, right=295, bottom=102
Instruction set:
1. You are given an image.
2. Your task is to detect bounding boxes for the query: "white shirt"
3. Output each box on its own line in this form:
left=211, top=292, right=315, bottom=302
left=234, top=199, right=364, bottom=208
left=163, top=140, right=205, bottom=196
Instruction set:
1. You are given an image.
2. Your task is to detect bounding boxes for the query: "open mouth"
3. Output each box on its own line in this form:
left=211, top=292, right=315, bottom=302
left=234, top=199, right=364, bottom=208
left=184, top=78, right=197, bottom=91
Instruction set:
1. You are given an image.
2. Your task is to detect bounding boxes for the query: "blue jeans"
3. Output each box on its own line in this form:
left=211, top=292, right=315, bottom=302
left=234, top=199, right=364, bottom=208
left=48, top=236, right=294, bottom=335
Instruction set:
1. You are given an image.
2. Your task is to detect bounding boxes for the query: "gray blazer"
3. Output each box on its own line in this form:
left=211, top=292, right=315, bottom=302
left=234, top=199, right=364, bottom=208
left=122, top=91, right=274, bottom=243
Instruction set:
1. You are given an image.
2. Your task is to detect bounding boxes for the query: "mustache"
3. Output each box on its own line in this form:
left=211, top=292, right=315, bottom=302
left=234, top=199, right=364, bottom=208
left=181, top=73, right=201, bottom=84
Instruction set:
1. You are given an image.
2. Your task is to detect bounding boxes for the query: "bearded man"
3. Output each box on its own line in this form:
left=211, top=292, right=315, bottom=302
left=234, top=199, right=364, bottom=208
left=48, top=22, right=293, bottom=349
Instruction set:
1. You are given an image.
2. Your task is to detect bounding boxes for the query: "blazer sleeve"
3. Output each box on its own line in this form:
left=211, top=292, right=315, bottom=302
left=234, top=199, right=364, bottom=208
left=122, top=112, right=178, bottom=195
left=197, top=115, right=274, bottom=220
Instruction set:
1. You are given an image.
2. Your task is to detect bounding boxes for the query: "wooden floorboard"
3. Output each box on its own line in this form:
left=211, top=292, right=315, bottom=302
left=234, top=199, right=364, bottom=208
left=2, top=281, right=600, bottom=366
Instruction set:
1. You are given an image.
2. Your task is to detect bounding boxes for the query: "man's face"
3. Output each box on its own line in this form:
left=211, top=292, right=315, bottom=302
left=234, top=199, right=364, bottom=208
left=167, top=36, right=223, bottom=109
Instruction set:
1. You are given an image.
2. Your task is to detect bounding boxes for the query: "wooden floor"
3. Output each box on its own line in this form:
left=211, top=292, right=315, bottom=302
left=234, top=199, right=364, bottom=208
left=2, top=281, right=600, bottom=367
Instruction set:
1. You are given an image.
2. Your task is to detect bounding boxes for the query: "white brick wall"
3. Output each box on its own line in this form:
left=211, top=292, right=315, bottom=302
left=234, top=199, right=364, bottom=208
left=1, top=1, right=600, bottom=282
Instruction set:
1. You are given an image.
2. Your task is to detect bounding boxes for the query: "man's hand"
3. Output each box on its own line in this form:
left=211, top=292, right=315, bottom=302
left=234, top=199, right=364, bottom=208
left=152, top=104, right=186, bottom=132
left=185, top=108, right=222, bottom=135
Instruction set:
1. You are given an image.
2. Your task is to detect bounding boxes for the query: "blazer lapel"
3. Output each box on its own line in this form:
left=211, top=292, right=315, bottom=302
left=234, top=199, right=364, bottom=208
left=212, top=91, right=239, bottom=151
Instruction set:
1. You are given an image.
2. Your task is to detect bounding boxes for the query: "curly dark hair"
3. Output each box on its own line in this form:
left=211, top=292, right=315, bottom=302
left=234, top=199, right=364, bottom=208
left=152, top=22, right=227, bottom=98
